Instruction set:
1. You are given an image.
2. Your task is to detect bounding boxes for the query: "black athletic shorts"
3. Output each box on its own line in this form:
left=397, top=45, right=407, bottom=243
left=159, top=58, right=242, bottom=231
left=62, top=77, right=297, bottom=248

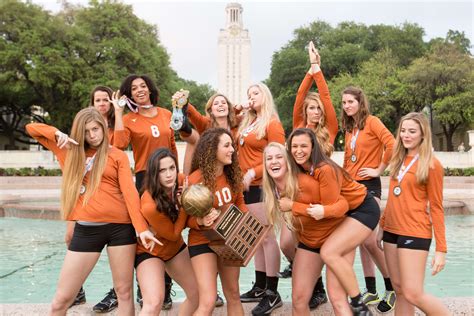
left=298, top=242, right=320, bottom=254
left=244, top=185, right=262, bottom=204
left=357, top=177, right=382, bottom=199
left=383, top=231, right=431, bottom=251
left=135, top=243, right=187, bottom=268
left=188, top=243, right=216, bottom=258
left=69, top=223, right=137, bottom=252
left=135, top=170, right=145, bottom=193
left=347, top=193, right=380, bottom=230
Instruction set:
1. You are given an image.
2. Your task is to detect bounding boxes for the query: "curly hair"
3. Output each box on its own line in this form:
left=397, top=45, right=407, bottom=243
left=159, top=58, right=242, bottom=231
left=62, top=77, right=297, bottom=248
left=191, top=128, right=242, bottom=194
left=143, top=148, right=180, bottom=222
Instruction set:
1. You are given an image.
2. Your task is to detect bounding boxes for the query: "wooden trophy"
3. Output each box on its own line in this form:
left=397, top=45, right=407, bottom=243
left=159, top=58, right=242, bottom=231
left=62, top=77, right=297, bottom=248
left=181, top=184, right=270, bottom=267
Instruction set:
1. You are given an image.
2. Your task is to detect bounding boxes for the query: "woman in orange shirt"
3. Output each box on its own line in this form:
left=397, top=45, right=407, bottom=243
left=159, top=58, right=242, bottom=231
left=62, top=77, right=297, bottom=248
left=26, top=108, right=158, bottom=316
left=186, top=128, right=246, bottom=316
left=282, top=41, right=338, bottom=308
left=176, top=92, right=239, bottom=174
left=136, top=148, right=198, bottom=315
left=262, top=142, right=350, bottom=315
left=288, top=128, right=380, bottom=315
left=110, top=74, right=182, bottom=310
left=378, top=112, right=448, bottom=315
left=237, top=83, right=286, bottom=316
left=89, top=86, right=116, bottom=145
left=341, top=86, right=396, bottom=312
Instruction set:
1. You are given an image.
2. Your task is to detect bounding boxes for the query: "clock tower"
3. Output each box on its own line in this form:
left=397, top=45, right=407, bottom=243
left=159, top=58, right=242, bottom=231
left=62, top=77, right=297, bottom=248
left=217, top=3, right=251, bottom=105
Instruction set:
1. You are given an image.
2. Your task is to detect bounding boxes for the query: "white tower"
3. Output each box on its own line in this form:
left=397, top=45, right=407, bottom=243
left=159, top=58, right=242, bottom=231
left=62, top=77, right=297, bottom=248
left=218, top=3, right=251, bottom=105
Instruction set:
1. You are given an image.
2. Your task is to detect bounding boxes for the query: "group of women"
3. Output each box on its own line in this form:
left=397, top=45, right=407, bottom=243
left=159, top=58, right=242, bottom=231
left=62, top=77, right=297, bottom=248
left=26, top=41, right=448, bottom=316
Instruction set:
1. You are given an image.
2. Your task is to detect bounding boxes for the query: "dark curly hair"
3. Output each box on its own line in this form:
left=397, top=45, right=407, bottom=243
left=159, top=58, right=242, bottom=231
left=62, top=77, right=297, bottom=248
left=119, top=74, right=159, bottom=106
left=191, top=128, right=242, bottom=194
left=143, top=148, right=180, bottom=222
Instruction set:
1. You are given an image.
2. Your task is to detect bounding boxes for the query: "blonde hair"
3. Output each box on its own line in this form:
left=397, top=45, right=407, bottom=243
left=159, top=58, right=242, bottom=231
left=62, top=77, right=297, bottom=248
left=204, top=93, right=238, bottom=129
left=60, top=108, right=109, bottom=219
left=303, top=92, right=334, bottom=156
left=389, top=112, right=433, bottom=185
left=238, top=83, right=280, bottom=140
left=262, top=142, right=298, bottom=231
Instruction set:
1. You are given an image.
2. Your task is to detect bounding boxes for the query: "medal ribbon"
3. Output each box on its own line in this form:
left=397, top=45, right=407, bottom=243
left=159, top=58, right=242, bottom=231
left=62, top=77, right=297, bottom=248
left=123, top=97, right=154, bottom=113
left=241, top=118, right=260, bottom=138
left=396, top=154, right=419, bottom=185
left=350, top=129, right=360, bottom=152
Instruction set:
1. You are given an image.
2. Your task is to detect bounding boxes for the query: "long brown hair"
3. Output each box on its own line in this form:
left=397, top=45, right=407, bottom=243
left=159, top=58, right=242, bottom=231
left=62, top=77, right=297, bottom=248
left=341, top=86, right=370, bottom=132
left=89, top=85, right=115, bottom=129
left=303, top=92, right=333, bottom=156
left=389, top=112, right=433, bottom=185
left=60, top=108, right=109, bottom=219
left=204, top=93, right=238, bottom=129
left=191, top=128, right=242, bottom=193
left=143, top=148, right=180, bottom=222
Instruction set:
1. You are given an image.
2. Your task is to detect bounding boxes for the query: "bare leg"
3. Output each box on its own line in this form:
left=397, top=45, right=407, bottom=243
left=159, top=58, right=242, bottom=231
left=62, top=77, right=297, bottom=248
left=181, top=130, right=200, bottom=175
left=280, top=224, right=297, bottom=261
left=191, top=252, right=218, bottom=316
left=166, top=249, right=199, bottom=316
left=291, top=248, right=324, bottom=315
left=218, top=261, right=244, bottom=316
left=107, top=244, right=136, bottom=316
left=326, top=251, right=356, bottom=316
left=49, top=251, right=101, bottom=315
left=136, top=257, right=165, bottom=315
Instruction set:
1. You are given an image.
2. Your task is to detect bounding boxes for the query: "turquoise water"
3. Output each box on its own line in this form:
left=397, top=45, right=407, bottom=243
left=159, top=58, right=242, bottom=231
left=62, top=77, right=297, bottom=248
left=0, top=216, right=472, bottom=303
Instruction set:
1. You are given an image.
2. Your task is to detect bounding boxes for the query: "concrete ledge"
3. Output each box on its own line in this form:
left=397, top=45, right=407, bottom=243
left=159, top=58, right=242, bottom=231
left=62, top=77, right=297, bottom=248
left=2, top=297, right=474, bottom=315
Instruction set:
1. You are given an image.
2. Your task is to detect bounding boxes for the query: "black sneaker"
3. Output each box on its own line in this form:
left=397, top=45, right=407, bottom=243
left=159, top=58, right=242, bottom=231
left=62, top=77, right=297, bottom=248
left=251, top=289, right=283, bottom=315
left=308, top=289, right=328, bottom=310
left=215, top=292, right=224, bottom=307
left=137, top=285, right=143, bottom=308
left=92, top=288, right=118, bottom=313
left=277, top=263, right=292, bottom=278
left=69, top=286, right=86, bottom=308
left=162, top=281, right=174, bottom=310
left=351, top=300, right=373, bottom=316
left=240, top=284, right=266, bottom=302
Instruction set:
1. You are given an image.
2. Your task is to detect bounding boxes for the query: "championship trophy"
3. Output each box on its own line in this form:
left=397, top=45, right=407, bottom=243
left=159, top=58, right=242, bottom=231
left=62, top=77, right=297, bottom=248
left=170, top=89, right=189, bottom=130
left=181, top=184, right=270, bottom=267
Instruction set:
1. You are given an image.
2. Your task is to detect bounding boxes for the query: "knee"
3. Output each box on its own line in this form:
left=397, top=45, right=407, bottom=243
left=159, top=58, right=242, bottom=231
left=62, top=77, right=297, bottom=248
left=402, top=285, right=423, bottom=305
left=363, top=238, right=378, bottom=253
left=223, top=286, right=240, bottom=305
left=292, top=290, right=309, bottom=310
left=320, top=247, right=337, bottom=265
left=50, top=293, right=72, bottom=312
left=114, top=284, right=132, bottom=301
left=142, top=300, right=162, bottom=315
left=199, top=293, right=217, bottom=312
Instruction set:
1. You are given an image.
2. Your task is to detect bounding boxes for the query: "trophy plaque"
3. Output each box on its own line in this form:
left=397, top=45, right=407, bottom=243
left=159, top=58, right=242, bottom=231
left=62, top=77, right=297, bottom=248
left=181, top=185, right=270, bottom=267
left=170, top=89, right=189, bottom=130
left=205, top=204, right=270, bottom=267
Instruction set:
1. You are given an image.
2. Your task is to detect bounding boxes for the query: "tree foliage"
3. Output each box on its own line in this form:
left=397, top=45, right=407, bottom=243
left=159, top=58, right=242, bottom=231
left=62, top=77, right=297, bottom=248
left=0, top=0, right=213, bottom=148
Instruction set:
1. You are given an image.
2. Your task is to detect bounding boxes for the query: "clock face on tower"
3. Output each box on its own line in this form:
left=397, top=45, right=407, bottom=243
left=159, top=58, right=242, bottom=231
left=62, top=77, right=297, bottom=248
left=230, top=27, right=239, bottom=36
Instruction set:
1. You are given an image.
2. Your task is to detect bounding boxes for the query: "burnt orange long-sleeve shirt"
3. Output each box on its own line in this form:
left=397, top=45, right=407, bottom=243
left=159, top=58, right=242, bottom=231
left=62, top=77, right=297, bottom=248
left=291, top=172, right=348, bottom=248
left=237, top=118, right=285, bottom=186
left=343, top=115, right=395, bottom=181
left=293, top=70, right=338, bottom=144
left=26, top=123, right=149, bottom=233
left=380, top=156, right=447, bottom=252
left=186, top=170, right=247, bottom=246
left=113, top=108, right=178, bottom=172
left=136, top=190, right=188, bottom=260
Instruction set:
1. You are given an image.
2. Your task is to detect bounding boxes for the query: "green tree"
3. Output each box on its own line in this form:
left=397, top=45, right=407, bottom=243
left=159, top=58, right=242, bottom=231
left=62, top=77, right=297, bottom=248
left=399, top=42, right=474, bottom=151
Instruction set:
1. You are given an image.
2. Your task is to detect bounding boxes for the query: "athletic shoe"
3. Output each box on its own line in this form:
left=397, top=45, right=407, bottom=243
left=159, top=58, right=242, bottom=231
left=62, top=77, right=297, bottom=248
left=351, top=304, right=373, bottom=316
left=93, top=288, right=118, bottom=313
left=240, top=284, right=266, bottom=302
left=361, top=289, right=380, bottom=305
left=277, top=263, right=292, bottom=278
left=308, top=289, right=328, bottom=310
left=215, top=292, right=224, bottom=307
left=251, top=289, right=282, bottom=315
left=376, top=290, right=396, bottom=313
left=137, top=285, right=143, bottom=308
left=69, top=286, right=86, bottom=307
left=162, top=281, right=175, bottom=310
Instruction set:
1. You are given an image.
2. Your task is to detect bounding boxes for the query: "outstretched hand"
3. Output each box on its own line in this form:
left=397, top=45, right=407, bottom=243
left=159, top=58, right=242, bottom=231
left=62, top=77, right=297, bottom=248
left=55, top=130, right=78, bottom=149
left=139, top=230, right=162, bottom=253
